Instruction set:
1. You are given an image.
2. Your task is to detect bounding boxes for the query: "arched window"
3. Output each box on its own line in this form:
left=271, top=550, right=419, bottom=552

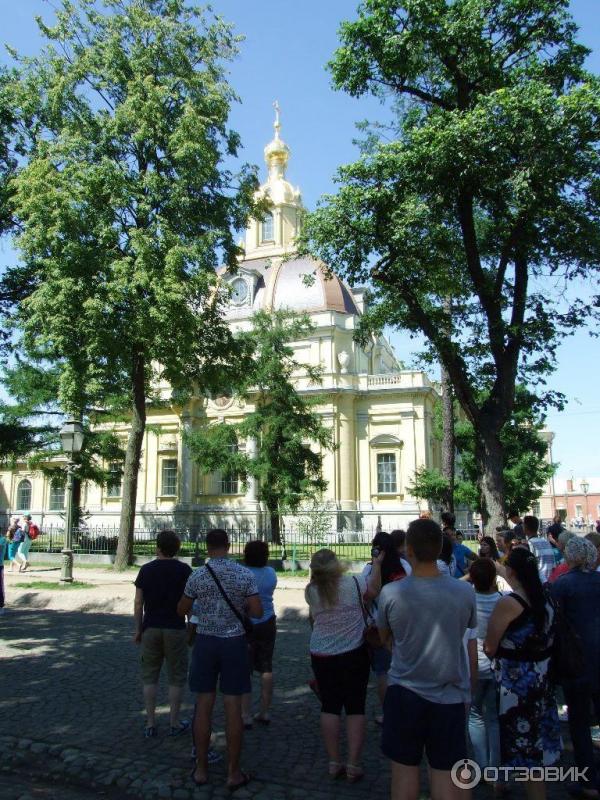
left=261, top=212, right=274, bottom=242
left=16, top=479, right=32, bottom=510
left=49, top=480, right=65, bottom=511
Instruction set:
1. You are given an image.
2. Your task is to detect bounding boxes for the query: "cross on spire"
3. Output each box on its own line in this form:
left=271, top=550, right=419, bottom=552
left=273, top=100, right=281, bottom=137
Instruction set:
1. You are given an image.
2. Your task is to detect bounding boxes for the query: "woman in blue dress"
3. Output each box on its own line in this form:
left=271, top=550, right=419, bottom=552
left=485, top=546, right=561, bottom=800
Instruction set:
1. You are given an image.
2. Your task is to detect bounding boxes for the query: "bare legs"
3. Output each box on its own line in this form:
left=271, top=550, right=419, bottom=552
left=319, top=713, right=366, bottom=775
left=223, top=694, right=245, bottom=787
left=193, top=693, right=245, bottom=787
left=242, top=672, right=273, bottom=722
left=167, top=685, right=184, bottom=728
left=391, top=764, right=472, bottom=800
left=193, top=692, right=216, bottom=784
left=143, top=684, right=158, bottom=728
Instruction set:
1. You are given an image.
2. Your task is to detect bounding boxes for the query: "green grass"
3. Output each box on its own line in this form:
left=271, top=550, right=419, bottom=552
left=15, top=580, right=94, bottom=590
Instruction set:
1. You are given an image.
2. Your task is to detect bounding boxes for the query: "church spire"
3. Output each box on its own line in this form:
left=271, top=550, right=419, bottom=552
left=264, top=99, right=290, bottom=179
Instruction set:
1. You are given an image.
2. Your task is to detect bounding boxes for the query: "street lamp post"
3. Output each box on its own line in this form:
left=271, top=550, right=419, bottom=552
left=59, top=419, right=84, bottom=583
left=581, top=479, right=590, bottom=532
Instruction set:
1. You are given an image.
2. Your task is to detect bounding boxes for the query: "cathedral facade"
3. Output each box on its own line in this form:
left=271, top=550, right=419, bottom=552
left=0, top=114, right=441, bottom=534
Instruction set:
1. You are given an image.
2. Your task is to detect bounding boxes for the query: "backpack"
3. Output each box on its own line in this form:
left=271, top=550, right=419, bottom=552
left=28, top=523, right=40, bottom=540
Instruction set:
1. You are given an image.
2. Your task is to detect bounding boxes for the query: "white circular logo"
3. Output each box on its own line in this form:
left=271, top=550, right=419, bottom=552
left=451, top=758, right=482, bottom=789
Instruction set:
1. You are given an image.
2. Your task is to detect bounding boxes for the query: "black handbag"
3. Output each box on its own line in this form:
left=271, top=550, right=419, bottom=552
left=205, top=562, right=254, bottom=636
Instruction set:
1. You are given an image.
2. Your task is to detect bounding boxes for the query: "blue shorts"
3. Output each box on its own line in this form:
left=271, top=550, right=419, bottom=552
left=382, top=685, right=467, bottom=770
left=370, top=646, right=392, bottom=676
left=189, top=634, right=251, bottom=696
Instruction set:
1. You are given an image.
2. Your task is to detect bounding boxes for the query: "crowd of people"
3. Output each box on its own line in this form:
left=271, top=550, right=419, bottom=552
left=131, top=514, right=600, bottom=799
left=0, top=514, right=39, bottom=613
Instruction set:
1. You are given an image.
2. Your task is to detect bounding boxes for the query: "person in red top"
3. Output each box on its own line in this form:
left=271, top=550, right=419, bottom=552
left=548, top=531, right=575, bottom=583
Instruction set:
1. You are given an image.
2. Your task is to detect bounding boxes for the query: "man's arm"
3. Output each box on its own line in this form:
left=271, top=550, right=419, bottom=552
left=177, top=594, right=194, bottom=618
left=377, top=592, right=393, bottom=651
left=133, top=587, right=144, bottom=644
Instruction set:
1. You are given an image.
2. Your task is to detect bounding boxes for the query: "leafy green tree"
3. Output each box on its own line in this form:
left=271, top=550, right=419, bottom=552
left=186, top=311, right=335, bottom=548
left=6, top=0, right=258, bottom=567
left=410, top=390, right=555, bottom=517
left=302, top=0, right=600, bottom=531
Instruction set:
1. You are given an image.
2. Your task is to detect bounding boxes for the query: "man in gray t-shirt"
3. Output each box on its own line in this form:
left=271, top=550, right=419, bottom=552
left=377, top=519, right=477, bottom=799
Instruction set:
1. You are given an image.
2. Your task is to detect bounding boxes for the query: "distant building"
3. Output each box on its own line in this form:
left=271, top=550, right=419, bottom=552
left=0, top=111, right=441, bottom=535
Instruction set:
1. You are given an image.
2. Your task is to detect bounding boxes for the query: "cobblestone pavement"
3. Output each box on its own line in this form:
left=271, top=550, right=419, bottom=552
left=0, top=767, right=127, bottom=800
left=0, top=586, right=584, bottom=800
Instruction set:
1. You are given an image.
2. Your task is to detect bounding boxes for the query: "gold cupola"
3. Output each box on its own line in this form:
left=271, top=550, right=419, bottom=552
left=243, top=102, right=303, bottom=259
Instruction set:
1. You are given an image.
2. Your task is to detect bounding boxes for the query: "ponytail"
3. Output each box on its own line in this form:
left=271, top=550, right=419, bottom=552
left=506, top=546, right=546, bottom=632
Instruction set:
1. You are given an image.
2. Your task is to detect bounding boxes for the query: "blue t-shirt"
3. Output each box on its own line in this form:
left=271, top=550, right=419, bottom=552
left=247, top=565, right=277, bottom=624
left=453, top=543, right=473, bottom=578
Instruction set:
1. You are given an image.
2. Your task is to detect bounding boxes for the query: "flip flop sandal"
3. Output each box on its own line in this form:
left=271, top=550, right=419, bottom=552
left=253, top=714, right=271, bottom=726
left=228, top=772, right=251, bottom=793
left=144, top=726, right=157, bottom=738
left=168, top=720, right=190, bottom=737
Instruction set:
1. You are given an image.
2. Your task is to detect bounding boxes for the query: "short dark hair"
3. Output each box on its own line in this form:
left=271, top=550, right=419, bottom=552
left=586, top=532, right=600, bottom=549
left=440, top=511, right=456, bottom=528
left=156, top=529, right=180, bottom=558
left=523, top=515, right=539, bottom=535
left=508, top=509, right=520, bottom=520
left=469, top=557, right=497, bottom=592
left=244, top=539, right=269, bottom=567
left=407, top=519, right=443, bottom=563
left=440, top=533, right=454, bottom=565
left=206, top=528, right=229, bottom=550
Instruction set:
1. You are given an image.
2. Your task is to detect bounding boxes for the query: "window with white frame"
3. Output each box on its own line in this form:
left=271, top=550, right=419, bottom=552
left=161, top=459, right=178, bottom=496
left=377, top=453, right=397, bottom=494
left=221, top=441, right=239, bottom=495
left=106, top=462, right=122, bottom=498
left=49, top=480, right=65, bottom=511
left=575, top=504, right=583, bottom=518
left=16, top=479, right=32, bottom=510
left=261, top=212, right=274, bottom=242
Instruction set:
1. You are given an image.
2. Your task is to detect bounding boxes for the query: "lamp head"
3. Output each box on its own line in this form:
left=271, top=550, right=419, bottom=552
left=60, top=419, right=84, bottom=456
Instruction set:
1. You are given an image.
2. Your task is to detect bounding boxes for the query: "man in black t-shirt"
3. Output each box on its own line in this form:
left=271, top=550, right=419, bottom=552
left=134, top=529, right=192, bottom=738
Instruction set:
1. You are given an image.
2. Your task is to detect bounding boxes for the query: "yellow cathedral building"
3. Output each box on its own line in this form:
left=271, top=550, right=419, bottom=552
left=0, top=112, right=441, bottom=537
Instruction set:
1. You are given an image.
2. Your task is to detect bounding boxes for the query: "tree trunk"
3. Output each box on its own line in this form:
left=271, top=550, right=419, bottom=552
left=114, top=351, right=146, bottom=570
left=270, top=509, right=281, bottom=546
left=440, top=363, right=455, bottom=513
left=474, top=420, right=505, bottom=535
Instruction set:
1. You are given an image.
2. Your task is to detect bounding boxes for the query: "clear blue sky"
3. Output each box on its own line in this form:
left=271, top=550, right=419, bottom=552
left=1, top=0, right=599, bottom=479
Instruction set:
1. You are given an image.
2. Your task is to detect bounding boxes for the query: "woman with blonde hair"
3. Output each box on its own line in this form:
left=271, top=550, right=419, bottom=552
left=305, top=548, right=383, bottom=783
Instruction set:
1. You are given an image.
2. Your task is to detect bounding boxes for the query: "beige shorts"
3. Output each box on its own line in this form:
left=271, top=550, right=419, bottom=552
left=141, top=627, right=188, bottom=687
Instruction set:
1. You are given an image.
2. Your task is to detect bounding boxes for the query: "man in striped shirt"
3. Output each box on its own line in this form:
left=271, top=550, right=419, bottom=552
left=524, top=515, right=555, bottom=584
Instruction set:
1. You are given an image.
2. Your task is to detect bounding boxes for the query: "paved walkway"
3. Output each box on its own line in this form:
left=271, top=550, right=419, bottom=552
left=0, top=569, right=582, bottom=799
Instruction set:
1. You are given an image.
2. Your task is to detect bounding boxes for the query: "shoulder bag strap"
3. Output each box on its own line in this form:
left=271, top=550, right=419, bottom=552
left=205, top=562, right=246, bottom=628
left=353, top=576, right=373, bottom=627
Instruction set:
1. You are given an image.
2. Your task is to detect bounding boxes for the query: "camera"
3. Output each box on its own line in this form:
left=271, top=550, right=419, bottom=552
left=371, top=547, right=381, bottom=559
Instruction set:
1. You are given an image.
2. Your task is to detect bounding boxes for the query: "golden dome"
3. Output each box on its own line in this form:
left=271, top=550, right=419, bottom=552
left=264, top=100, right=290, bottom=170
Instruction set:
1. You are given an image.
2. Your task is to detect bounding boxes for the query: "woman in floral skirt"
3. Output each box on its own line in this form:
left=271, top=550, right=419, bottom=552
left=485, top=546, right=561, bottom=800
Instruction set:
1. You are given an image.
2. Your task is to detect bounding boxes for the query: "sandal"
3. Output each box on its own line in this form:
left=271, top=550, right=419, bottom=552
left=328, top=762, right=345, bottom=780
left=227, top=772, right=251, bottom=793
left=143, top=725, right=157, bottom=738
left=168, top=719, right=190, bottom=737
left=253, top=713, right=271, bottom=726
left=346, top=764, right=364, bottom=784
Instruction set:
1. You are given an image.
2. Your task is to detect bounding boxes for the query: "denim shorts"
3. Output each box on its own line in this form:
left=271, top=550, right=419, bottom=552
left=382, top=684, right=467, bottom=770
left=189, top=634, right=251, bottom=696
